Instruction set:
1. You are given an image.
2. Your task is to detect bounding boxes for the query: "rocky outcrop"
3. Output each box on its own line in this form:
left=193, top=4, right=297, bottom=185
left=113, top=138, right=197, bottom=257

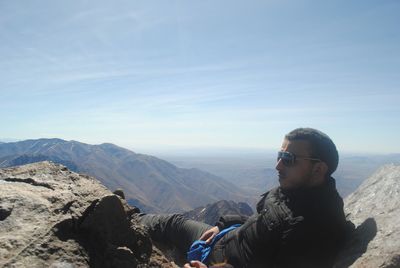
left=183, top=200, right=253, bottom=225
left=335, top=164, right=400, bottom=268
left=0, top=161, right=176, bottom=268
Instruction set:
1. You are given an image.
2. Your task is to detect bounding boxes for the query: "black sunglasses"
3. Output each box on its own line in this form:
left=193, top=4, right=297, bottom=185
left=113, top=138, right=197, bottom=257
left=277, top=151, right=321, bottom=166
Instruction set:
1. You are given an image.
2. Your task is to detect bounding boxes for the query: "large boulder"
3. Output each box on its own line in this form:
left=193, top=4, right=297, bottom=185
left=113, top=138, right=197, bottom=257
left=0, top=161, right=176, bottom=268
left=335, top=164, right=400, bottom=268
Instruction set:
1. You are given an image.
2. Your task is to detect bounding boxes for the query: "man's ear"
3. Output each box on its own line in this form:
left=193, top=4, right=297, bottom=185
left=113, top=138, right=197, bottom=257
left=312, top=162, right=329, bottom=181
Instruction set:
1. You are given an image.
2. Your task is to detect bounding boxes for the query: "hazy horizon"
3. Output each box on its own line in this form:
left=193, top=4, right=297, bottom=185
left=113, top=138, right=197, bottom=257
left=1, top=137, right=399, bottom=157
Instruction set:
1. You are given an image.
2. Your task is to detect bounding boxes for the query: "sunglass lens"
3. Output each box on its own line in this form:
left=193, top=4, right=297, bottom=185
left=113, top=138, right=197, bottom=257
left=277, top=151, right=294, bottom=166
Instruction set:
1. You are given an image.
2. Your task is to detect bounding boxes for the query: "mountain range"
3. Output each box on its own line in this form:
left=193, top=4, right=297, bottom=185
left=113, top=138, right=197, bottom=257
left=183, top=200, right=253, bottom=225
left=0, top=139, right=254, bottom=213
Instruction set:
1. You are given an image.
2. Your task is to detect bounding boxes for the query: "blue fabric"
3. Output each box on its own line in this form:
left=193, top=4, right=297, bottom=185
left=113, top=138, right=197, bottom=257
left=187, top=224, right=241, bottom=264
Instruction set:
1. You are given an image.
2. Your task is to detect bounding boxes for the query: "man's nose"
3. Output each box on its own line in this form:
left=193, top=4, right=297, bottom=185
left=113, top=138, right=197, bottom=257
left=276, top=159, right=284, bottom=171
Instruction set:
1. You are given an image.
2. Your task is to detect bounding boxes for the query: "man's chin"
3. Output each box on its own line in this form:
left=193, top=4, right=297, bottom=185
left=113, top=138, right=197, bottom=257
left=279, top=179, right=295, bottom=190
left=279, top=179, right=289, bottom=188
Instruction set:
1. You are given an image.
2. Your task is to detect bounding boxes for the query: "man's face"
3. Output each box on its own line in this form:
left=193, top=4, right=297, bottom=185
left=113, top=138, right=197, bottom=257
left=276, top=139, right=317, bottom=190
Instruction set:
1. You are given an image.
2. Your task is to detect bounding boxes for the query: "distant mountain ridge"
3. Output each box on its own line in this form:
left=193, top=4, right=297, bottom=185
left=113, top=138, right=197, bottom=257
left=0, top=139, right=254, bottom=213
left=183, top=200, right=253, bottom=225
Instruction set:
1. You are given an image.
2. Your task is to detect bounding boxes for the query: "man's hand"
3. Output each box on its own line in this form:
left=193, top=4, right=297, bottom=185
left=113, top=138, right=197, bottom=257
left=199, top=226, right=220, bottom=244
left=183, top=260, right=208, bottom=268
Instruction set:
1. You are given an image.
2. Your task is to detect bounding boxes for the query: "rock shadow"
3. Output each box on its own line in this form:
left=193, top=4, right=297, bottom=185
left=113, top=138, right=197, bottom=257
left=0, top=207, right=12, bottom=221
left=334, top=217, right=377, bottom=268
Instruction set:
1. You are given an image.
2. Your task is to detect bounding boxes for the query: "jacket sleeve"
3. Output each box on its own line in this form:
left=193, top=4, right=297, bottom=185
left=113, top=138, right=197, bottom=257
left=224, top=205, right=304, bottom=268
left=215, top=214, right=250, bottom=230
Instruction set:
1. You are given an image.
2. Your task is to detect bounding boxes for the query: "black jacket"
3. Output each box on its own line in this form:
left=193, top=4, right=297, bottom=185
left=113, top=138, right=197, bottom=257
left=209, top=177, right=349, bottom=268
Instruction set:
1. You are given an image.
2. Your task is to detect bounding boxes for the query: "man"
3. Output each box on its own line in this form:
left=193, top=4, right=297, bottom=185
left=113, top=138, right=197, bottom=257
left=140, top=128, right=350, bottom=268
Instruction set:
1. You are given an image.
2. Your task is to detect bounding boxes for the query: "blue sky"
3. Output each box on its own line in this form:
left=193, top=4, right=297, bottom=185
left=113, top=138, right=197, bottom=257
left=1, top=0, right=399, bottom=154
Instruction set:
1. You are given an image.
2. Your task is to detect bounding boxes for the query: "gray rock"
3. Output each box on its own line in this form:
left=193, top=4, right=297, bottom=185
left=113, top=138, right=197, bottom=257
left=335, top=164, right=400, bottom=268
left=0, top=161, right=176, bottom=268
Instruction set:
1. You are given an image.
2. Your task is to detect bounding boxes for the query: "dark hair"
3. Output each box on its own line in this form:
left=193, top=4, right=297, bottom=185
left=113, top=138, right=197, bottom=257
left=285, top=128, right=339, bottom=176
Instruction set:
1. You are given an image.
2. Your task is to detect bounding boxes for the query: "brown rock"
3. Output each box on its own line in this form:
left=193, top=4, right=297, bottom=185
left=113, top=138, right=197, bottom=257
left=0, top=161, right=177, bottom=268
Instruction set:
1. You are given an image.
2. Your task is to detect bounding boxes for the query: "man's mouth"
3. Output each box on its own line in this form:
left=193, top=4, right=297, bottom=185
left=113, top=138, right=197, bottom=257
left=278, top=173, right=286, bottom=180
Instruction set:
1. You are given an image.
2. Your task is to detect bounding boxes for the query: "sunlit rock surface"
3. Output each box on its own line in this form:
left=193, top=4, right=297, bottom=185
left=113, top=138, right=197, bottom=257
left=0, top=162, right=176, bottom=268
left=335, top=164, right=400, bottom=268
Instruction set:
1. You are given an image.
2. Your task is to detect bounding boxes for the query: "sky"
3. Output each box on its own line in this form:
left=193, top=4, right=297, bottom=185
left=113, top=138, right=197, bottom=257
left=1, top=0, right=399, bottom=154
